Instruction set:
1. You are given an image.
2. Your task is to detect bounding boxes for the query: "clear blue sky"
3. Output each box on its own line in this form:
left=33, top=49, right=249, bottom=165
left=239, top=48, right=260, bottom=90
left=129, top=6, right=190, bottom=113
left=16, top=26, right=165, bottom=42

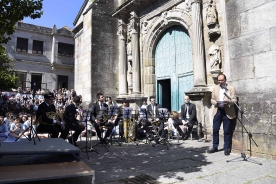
left=23, top=0, right=84, bottom=29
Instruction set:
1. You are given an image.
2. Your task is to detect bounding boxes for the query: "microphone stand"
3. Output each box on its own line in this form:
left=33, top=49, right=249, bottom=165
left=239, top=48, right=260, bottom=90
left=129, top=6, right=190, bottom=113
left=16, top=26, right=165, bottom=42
left=224, top=92, right=262, bottom=165
left=81, top=108, right=98, bottom=159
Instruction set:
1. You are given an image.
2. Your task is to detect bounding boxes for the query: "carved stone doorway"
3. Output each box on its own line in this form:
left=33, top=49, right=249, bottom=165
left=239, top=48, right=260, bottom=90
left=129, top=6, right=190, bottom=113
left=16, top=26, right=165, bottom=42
left=155, top=25, right=194, bottom=111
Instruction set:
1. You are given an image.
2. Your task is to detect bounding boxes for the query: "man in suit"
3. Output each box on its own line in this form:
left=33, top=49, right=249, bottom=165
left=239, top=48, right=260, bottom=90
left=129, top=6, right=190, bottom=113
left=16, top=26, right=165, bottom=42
left=208, top=74, right=237, bottom=156
left=63, top=95, right=85, bottom=146
left=91, top=93, right=114, bottom=143
left=36, top=92, right=69, bottom=139
left=146, top=96, right=165, bottom=142
left=173, top=95, right=197, bottom=140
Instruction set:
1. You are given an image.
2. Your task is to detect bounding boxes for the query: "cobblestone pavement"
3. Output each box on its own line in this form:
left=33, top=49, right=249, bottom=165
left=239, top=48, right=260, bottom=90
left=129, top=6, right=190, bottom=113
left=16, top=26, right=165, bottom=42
left=1, top=137, right=276, bottom=184
left=78, top=137, right=276, bottom=184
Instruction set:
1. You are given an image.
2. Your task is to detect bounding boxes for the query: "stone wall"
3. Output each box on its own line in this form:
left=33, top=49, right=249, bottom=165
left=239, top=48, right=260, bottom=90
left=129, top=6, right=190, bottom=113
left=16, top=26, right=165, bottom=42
left=90, top=0, right=120, bottom=102
left=225, top=0, right=276, bottom=159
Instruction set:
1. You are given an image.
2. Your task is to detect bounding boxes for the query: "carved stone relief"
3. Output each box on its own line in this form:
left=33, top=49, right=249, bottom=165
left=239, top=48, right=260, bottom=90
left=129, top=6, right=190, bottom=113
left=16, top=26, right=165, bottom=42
left=209, top=45, right=221, bottom=71
left=126, top=23, right=132, bottom=56
left=206, top=0, right=220, bottom=37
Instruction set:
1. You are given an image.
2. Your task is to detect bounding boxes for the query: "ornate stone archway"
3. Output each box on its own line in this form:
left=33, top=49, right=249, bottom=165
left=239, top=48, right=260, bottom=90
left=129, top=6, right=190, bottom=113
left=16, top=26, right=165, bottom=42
left=141, top=4, right=206, bottom=99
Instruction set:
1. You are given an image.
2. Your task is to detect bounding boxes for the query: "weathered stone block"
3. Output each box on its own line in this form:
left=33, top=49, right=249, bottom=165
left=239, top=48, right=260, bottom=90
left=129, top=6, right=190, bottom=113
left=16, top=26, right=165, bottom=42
left=254, top=51, right=276, bottom=78
left=144, top=74, right=155, bottom=84
left=230, top=55, right=254, bottom=80
left=225, top=0, right=244, bottom=18
left=226, top=16, right=241, bottom=40
left=228, top=30, right=270, bottom=59
left=241, top=1, right=276, bottom=35
left=270, top=26, right=276, bottom=51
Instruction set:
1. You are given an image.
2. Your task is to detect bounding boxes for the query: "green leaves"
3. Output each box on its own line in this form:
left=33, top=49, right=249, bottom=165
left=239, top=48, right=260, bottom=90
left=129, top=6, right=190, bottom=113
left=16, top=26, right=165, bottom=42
left=0, top=46, right=17, bottom=90
left=0, top=0, right=43, bottom=45
left=0, top=0, right=43, bottom=90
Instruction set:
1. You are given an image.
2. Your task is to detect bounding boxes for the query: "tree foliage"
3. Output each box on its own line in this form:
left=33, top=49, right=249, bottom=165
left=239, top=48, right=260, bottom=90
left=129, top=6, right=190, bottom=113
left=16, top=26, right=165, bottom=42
left=0, top=0, right=43, bottom=44
left=0, top=0, right=43, bottom=90
left=0, top=47, right=17, bottom=91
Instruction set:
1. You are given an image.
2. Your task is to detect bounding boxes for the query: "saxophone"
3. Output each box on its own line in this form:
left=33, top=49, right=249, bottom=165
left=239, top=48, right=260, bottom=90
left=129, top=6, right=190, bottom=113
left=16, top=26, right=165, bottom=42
left=36, top=112, right=62, bottom=126
left=96, top=108, right=109, bottom=127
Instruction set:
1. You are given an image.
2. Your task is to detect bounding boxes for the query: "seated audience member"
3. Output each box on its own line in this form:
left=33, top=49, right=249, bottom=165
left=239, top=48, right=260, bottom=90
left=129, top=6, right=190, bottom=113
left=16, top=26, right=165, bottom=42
left=0, top=116, right=9, bottom=138
left=10, top=117, right=24, bottom=138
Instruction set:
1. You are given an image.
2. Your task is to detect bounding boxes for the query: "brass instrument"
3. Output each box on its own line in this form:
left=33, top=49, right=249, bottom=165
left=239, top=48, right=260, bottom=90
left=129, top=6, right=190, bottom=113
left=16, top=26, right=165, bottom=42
left=151, top=118, right=161, bottom=126
left=36, top=112, right=62, bottom=126
left=96, top=108, right=109, bottom=126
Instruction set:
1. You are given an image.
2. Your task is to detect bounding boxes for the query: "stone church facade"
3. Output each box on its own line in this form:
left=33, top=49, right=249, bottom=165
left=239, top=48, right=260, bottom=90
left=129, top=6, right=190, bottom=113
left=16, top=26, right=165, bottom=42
left=74, top=0, right=276, bottom=159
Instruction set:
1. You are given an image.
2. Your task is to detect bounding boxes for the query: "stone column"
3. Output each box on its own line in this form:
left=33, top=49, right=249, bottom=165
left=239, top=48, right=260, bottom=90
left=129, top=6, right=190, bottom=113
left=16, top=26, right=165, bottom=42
left=191, top=0, right=206, bottom=86
left=51, top=25, right=57, bottom=70
left=130, top=11, right=141, bottom=94
left=118, top=19, right=128, bottom=95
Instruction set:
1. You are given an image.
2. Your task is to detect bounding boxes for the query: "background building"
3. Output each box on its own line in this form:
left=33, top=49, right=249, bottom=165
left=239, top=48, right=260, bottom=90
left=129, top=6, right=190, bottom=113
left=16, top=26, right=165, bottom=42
left=5, top=22, right=75, bottom=91
left=73, top=0, right=276, bottom=159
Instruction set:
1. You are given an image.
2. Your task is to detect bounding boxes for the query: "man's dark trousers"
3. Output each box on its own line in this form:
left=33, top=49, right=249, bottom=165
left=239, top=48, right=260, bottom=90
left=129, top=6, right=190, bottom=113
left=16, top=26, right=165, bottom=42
left=213, top=108, right=231, bottom=150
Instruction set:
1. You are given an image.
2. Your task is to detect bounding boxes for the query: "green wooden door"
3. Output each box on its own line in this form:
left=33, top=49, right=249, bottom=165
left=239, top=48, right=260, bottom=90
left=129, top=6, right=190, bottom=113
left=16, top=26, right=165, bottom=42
left=155, top=26, right=193, bottom=111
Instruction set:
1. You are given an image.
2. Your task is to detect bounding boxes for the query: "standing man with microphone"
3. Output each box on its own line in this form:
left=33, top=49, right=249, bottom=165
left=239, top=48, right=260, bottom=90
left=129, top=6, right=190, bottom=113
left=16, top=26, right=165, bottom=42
left=208, top=74, right=237, bottom=156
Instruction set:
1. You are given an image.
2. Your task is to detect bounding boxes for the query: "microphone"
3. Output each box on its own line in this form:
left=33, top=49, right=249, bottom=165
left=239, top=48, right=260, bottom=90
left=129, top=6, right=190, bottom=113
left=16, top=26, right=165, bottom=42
left=220, top=84, right=228, bottom=91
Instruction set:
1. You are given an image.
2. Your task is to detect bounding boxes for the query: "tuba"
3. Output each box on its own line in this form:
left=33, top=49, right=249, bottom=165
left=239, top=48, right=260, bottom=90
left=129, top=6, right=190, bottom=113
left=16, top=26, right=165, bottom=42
left=36, top=112, right=62, bottom=126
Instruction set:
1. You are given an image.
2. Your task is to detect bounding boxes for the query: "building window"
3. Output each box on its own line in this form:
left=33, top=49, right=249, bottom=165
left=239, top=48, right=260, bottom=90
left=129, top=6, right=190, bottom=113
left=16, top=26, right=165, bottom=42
left=58, top=42, right=74, bottom=57
left=16, top=37, right=28, bottom=53
left=16, top=72, right=27, bottom=88
left=32, top=40, right=43, bottom=54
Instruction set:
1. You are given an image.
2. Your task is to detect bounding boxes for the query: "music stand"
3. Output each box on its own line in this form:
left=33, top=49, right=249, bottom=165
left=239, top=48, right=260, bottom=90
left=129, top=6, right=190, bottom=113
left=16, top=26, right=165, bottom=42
left=138, top=108, right=155, bottom=146
left=223, top=92, right=262, bottom=165
left=81, top=108, right=98, bottom=159
left=108, top=106, right=121, bottom=146
left=157, top=108, right=172, bottom=150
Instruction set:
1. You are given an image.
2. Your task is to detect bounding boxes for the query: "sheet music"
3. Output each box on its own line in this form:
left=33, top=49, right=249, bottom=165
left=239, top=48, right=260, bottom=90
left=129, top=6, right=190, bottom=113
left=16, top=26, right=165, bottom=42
left=123, top=107, right=132, bottom=119
left=108, top=106, right=118, bottom=116
left=158, top=108, right=169, bottom=118
left=139, top=108, right=147, bottom=118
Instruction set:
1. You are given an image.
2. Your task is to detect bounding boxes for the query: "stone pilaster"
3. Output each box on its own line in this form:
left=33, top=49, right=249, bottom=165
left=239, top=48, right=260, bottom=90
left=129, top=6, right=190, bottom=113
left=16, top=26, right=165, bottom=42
left=192, top=0, right=206, bottom=86
left=129, top=11, right=141, bottom=94
left=51, top=25, right=57, bottom=70
left=118, top=19, right=128, bottom=95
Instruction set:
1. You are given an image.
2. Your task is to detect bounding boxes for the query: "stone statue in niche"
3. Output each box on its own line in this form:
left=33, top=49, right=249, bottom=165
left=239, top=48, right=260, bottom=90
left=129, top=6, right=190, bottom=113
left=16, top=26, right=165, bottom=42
left=206, top=0, right=220, bottom=37
left=126, top=24, right=132, bottom=55
left=127, top=60, right=133, bottom=89
left=206, top=0, right=217, bottom=26
left=208, top=45, right=221, bottom=71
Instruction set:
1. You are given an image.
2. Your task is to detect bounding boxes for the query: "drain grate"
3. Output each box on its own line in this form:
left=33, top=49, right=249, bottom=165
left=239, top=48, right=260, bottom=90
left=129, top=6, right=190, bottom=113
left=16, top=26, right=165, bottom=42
left=119, top=174, right=158, bottom=184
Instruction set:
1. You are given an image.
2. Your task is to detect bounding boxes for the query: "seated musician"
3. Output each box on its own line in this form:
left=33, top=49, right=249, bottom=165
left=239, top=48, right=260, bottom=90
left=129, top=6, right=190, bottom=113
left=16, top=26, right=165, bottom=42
left=36, top=91, right=69, bottom=139
left=146, top=96, right=166, bottom=142
left=173, top=95, right=197, bottom=140
left=63, top=96, right=85, bottom=146
left=91, top=93, right=114, bottom=143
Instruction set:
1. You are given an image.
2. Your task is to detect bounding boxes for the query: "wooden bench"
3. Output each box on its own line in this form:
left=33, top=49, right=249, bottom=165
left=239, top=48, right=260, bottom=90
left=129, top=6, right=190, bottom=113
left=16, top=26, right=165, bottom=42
left=0, top=161, right=95, bottom=184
